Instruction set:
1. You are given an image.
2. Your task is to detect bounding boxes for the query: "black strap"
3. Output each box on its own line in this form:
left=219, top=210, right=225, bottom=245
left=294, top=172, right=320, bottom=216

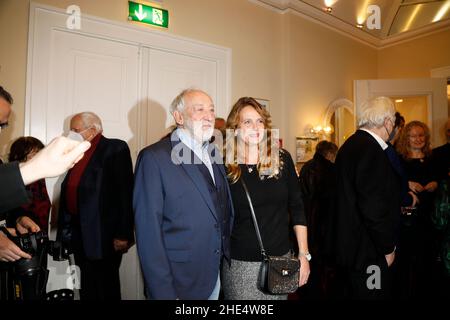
left=0, top=226, right=12, bottom=238
left=240, top=177, right=267, bottom=260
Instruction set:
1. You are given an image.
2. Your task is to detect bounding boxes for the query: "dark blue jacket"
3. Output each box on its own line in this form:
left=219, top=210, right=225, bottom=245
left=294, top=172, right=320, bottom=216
left=133, top=132, right=234, bottom=300
left=385, top=143, right=414, bottom=207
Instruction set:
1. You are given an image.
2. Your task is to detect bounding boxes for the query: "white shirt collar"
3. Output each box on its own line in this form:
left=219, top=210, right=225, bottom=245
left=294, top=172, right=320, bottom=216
left=360, top=128, right=388, bottom=150
left=174, top=128, right=215, bottom=182
left=175, top=128, right=210, bottom=159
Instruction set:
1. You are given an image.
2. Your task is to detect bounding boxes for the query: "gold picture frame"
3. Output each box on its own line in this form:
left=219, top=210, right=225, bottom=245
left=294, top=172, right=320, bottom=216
left=254, top=98, right=270, bottom=112
left=296, top=136, right=319, bottom=164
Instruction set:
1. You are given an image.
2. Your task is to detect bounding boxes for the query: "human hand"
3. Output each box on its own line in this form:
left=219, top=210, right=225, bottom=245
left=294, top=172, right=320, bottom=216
left=408, top=181, right=424, bottom=193
left=385, top=250, right=395, bottom=267
left=0, top=229, right=32, bottom=261
left=424, top=181, right=438, bottom=192
left=113, top=239, right=130, bottom=253
left=298, top=256, right=310, bottom=287
left=16, top=216, right=40, bottom=234
left=19, top=136, right=91, bottom=185
left=408, top=191, right=420, bottom=207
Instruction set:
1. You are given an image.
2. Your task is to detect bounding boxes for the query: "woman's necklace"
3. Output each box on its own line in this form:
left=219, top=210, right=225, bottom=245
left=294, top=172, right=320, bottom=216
left=245, top=164, right=256, bottom=173
left=410, top=151, right=425, bottom=163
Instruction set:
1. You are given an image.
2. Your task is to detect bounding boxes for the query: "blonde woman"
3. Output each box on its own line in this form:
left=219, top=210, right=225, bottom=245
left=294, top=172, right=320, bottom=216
left=221, top=97, right=310, bottom=300
left=395, top=120, right=439, bottom=298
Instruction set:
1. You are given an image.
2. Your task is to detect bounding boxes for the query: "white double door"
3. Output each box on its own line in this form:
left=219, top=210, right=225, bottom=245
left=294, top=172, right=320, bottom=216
left=26, top=5, right=230, bottom=299
left=47, top=30, right=218, bottom=160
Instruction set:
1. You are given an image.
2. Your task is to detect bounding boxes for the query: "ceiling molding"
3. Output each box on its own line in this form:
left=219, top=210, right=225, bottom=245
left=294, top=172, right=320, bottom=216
left=250, top=0, right=450, bottom=50
left=378, top=19, right=450, bottom=49
left=380, top=0, right=402, bottom=38
left=249, top=0, right=290, bottom=11
left=285, top=8, right=379, bottom=49
left=248, top=0, right=286, bottom=13
left=430, top=66, right=450, bottom=79
left=286, top=0, right=381, bottom=46
left=252, top=0, right=381, bottom=46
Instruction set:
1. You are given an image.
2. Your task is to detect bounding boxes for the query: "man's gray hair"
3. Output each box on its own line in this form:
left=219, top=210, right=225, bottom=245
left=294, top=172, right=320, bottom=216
left=357, top=96, right=396, bottom=129
left=77, top=112, right=103, bottom=132
left=170, top=88, right=210, bottom=114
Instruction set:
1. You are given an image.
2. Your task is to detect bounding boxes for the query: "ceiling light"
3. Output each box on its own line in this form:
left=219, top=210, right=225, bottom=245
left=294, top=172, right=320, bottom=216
left=325, top=7, right=333, bottom=13
left=395, top=99, right=403, bottom=103
left=356, top=24, right=364, bottom=29
left=433, top=1, right=450, bottom=22
left=357, top=0, right=371, bottom=25
left=324, top=0, right=337, bottom=7
left=402, top=4, right=422, bottom=32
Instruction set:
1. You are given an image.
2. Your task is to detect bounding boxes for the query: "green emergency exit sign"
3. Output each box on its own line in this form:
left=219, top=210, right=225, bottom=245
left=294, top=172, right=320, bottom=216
left=128, top=1, right=169, bottom=28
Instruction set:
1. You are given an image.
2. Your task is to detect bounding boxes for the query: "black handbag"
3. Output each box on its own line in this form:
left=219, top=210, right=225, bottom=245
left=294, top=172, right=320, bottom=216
left=241, top=178, right=300, bottom=295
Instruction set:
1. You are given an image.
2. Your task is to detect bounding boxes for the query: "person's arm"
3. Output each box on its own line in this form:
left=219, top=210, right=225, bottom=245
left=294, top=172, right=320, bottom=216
left=293, top=225, right=310, bottom=286
left=0, top=162, right=30, bottom=213
left=408, top=181, right=424, bottom=193
left=0, top=228, right=32, bottom=261
left=111, top=141, right=135, bottom=252
left=356, top=145, right=397, bottom=261
left=407, top=191, right=419, bottom=207
left=423, top=156, right=439, bottom=192
left=283, top=150, right=310, bottom=286
left=424, top=181, right=438, bottom=192
left=133, top=149, right=178, bottom=299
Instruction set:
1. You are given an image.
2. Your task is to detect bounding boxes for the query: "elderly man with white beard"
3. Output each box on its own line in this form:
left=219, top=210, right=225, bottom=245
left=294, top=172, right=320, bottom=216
left=133, top=88, right=234, bottom=300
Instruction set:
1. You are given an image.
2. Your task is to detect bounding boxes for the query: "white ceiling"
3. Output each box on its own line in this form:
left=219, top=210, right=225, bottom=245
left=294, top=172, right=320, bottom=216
left=251, top=0, right=450, bottom=48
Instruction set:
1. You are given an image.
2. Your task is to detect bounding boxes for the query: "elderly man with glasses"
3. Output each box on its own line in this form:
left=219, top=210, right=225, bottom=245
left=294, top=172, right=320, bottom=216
left=56, top=111, right=135, bottom=300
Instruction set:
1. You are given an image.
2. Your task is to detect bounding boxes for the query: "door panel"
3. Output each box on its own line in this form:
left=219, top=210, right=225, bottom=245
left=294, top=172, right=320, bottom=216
left=48, top=30, right=139, bottom=153
left=46, top=30, right=141, bottom=299
left=145, top=48, right=217, bottom=144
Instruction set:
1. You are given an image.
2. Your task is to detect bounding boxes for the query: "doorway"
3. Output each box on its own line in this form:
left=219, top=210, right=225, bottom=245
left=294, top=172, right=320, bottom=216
left=393, top=96, right=429, bottom=125
left=354, top=78, right=448, bottom=147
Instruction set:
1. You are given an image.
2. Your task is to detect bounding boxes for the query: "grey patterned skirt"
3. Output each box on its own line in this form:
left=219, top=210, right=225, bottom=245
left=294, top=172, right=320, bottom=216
left=221, top=258, right=288, bottom=300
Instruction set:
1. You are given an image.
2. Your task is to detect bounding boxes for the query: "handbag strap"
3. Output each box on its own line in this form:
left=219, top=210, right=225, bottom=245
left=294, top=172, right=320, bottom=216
left=240, top=176, right=268, bottom=260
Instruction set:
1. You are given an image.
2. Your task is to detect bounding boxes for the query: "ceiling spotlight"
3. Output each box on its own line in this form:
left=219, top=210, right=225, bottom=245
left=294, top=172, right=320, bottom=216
left=356, top=24, right=364, bottom=29
left=325, top=7, right=333, bottom=13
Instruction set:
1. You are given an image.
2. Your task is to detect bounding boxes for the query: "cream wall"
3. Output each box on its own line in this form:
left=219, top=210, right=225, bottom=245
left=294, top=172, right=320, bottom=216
left=0, top=0, right=29, bottom=158
left=378, top=29, right=450, bottom=79
left=285, top=13, right=377, bottom=154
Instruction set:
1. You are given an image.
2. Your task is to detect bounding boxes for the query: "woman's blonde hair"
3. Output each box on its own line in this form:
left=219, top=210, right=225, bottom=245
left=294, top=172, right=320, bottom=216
left=396, top=120, right=432, bottom=159
left=225, top=97, right=279, bottom=184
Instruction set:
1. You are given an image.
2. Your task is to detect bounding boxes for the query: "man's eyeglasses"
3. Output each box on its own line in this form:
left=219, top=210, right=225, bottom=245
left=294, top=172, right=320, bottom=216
left=0, top=122, right=8, bottom=129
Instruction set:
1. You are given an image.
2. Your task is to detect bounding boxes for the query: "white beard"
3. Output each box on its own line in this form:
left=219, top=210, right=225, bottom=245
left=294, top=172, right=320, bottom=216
left=184, top=118, right=213, bottom=143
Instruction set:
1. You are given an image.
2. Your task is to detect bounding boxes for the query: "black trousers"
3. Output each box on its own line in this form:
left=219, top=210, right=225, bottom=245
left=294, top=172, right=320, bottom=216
left=70, top=218, right=122, bottom=300
left=73, top=250, right=122, bottom=300
left=345, top=259, right=393, bottom=300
